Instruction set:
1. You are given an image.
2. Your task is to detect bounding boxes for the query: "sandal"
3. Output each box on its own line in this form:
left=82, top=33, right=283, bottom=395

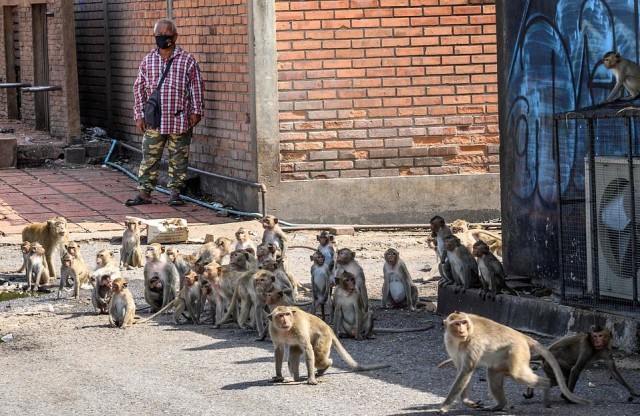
left=125, top=195, right=152, bottom=206
left=167, top=195, right=185, bottom=206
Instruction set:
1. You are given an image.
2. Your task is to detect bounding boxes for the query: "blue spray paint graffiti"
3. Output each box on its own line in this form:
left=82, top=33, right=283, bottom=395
left=500, top=0, right=639, bottom=280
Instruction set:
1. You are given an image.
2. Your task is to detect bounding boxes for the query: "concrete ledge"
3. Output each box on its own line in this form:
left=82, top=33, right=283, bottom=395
left=437, top=286, right=640, bottom=353
left=0, top=136, right=17, bottom=168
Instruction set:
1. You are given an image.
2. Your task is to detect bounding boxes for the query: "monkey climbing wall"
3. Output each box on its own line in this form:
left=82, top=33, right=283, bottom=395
left=497, top=1, right=640, bottom=294
left=0, top=0, right=80, bottom=142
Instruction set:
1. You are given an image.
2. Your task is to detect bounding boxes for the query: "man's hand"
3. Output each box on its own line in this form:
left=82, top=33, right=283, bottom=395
left=189, top=114, right=202, bottom=128
left=136, top=119, right=146, bottom=135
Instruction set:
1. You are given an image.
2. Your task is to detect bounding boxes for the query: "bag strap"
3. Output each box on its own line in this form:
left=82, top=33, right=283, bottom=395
left=155, top=57, right=175, bottom=91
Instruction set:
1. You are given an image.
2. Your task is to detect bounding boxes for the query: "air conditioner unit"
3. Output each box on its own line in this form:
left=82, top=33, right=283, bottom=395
left=585, top=156, right=640, bottom=301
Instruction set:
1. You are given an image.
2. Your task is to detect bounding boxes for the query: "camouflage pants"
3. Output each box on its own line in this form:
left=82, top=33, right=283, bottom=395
left=137, top=128, right=191, bottom=194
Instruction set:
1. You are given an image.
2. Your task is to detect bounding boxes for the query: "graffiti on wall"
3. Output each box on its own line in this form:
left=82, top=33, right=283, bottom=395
left=501, top=0, right=639, bottom=279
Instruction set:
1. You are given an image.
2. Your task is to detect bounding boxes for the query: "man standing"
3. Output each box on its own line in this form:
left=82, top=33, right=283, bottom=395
left=126, top=18, right=204, bottom=207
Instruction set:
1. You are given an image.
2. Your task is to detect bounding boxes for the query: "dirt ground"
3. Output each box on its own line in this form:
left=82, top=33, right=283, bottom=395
left=1, top=227, right=640, bottom=415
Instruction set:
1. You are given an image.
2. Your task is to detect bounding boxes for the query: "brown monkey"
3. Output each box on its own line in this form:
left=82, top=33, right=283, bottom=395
left=21, top=216, right=69, bottom=278
left=524, top=326, right=640, bottom=402
left=201, top=262, right=242, bottom=324
left=64, top=241, right=86, bottom=264
left=26, top=242, right=50, bottom=291
left=333, top=248, right=368, bottom=311
left=333, top=271, right=373, bottom=340
left=137, top=271, right=201, bottom=325
left=216, top=268, right=292, bottom=337
left=166, top=247, right=196, bottom=290
left=261, top=215, right=288, bottom=258
left=602, top=51, right=640, bottom=103
left=59, top=253, right=90, bottom=299
left=439, top=311, right=591, bottom=413
left=268, top=306, right=389, bottom=385
left=429, top=215, right=455, bottom=287
left=120, top=219, right=144, bottom=270
left=91, top=249, right=121, bottom=282
left=234, top=227, right=257, bottom=254
left=108, top=277, right=136, bottom=328
left=143, top=243, right=178, bottom=312
left=192, top=236, right=233, bottom=269
left=17, top=241, right=31, bottom=274
left=310, top=251, right=332, bottom=321
left=90, top=274, right=112, bottom=314
left=382, top=248, right=419, bottom=311
left=472, top=240, right=516, bottom=300
left=316, top=231, right=336, bottom=269
left=443, top=235, right=480, bottom=293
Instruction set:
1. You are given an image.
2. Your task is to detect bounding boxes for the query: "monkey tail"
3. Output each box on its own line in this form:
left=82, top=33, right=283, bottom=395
left=469, top=229, right=502, bottom=242
left=330, top=333, right=390, bottom=372
left=437, top=358, right=453, bottom=369
left=288, top=245, right=318, bottom=251
left=214, top=284, right=241, bottom=326
left=135, top=288, right=185, bottom=324
left=373, top=323, right=434, bottom=334
left=528, top=339, right=592, bottom=405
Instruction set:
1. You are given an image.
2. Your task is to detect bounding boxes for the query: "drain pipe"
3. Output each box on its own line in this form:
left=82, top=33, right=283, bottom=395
left=103, top=139, right=265, bottom=219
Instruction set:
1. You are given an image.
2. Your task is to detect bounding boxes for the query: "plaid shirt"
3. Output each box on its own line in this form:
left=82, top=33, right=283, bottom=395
left=133, top=46, right=204, bottom=134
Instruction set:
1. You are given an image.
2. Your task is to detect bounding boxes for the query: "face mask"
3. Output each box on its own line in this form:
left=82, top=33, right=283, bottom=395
left=155, top=35, right=174, bottom=50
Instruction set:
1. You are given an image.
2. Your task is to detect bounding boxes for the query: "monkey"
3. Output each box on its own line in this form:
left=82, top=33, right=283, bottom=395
left=193, top=236, right=234, bottom=269
left=165, top=247, right=196, bottom=290
left=382, top=248, right=420, bottom=311
left=25, top=242, right=50, bottom=291
left=429, top=215, right=455, bottom=287
left=261, top=258, right=296, bottom=298
left=234, top=227, right=257, bottom=254
left=229, top=248, right=258, bottom=272
left=523, top=325, right=640, bottom=403
left=310, top=251, right=332, bottom=321
left=602, top=51, right=640, bottom=103
left=59, top=253, right=90, bottom=299
left=21, top=216, right=69, bottom=278
left=215, top=269, right=263, bottom=330
left=443, top=235, right=480, bottom=293
left=17, top=241, right=31, bottom=274
left=108, top=277, right=136, bottom=328
left=472, top=240, right=517, bottom=300
left=261, top=215, right=288, bottom=258
left=200, top=261, right=243, bottom=325
left=268, top=306, right=389, bottom=385
left=120, top=219, right=144, bottom=270
left=137, top=271, right=201, bottom=325
left=199, top=278, right=216, bottom=323
left=256, top=242, right=278, bottom=268
left=333, top=271, right=373, bottom=340
left=64, top=241, right=85, bottom=264
left=439, top=312, right=591, bottom=413
left=470, top=228, right=503, bottom=258
left=143, top=243, right=178, bottom=312
left=332, top=248, right=369, bottom=311
left=90, top=274, right=112, bottom=314
left=91, top=249, right=121, bottom=282
left=316, top=231, right=336, bottom=269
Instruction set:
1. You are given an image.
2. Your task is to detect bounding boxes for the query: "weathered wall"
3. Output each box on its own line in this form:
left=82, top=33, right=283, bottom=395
left=497, top=1, right=638, bottom=281
left=0, top=0, right=80, bottom=141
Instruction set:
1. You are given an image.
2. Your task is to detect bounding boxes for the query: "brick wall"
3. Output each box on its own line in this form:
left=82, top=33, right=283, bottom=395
left=72, top=0, right=252, bottom=181
left=276, top=0, right=499, bottom=180
left=0, top=0, right=79, bottom=140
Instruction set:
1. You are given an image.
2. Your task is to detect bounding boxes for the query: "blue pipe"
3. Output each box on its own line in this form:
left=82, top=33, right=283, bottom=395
left=103, top=139, right=265, bottom=220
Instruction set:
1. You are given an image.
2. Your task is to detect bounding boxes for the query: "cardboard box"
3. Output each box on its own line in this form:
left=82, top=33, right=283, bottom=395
left=126, top=216, right=189, bottom=244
